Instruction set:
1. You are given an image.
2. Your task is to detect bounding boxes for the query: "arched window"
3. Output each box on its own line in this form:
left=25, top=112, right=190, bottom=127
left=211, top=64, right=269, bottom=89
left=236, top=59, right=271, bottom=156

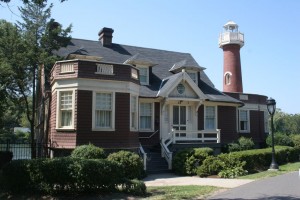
left=225, top=72, right=231, bottom=85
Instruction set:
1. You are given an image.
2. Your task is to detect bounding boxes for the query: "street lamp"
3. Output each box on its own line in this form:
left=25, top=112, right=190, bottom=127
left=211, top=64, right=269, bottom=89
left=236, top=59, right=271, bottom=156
left=266, top=97, right=279, bottom=170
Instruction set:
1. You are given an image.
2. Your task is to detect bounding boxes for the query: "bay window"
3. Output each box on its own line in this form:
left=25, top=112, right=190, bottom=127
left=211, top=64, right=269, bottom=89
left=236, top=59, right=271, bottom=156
left=57, top=90, right=74, bottom=129
left=93, top=92, right=114, bottom=130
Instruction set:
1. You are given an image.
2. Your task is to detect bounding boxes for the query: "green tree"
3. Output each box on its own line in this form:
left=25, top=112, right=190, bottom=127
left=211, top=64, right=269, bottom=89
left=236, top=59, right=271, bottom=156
left=274, top=109, right=300, bottom=135
left=16, top=1, right=71, bottom=157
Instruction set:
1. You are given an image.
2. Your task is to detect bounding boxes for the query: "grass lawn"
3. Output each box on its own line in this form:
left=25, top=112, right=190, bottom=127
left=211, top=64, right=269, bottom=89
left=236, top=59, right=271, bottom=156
left=239, top=161, right=300, bottom=180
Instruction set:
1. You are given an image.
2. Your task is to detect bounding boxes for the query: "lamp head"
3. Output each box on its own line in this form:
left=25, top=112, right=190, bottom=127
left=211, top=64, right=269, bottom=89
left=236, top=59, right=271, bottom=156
left=267, top=97, right=276, bottom=115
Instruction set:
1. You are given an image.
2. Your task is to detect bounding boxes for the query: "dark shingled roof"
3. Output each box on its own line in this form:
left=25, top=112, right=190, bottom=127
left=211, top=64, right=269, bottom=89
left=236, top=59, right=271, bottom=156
left=56, top=38, right=241, bottom=104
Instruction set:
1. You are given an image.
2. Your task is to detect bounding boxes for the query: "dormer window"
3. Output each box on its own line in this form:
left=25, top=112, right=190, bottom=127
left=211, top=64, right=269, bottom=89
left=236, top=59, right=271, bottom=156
left=187, top=71, right=198, bottom=84
left=138, top=66, right=149, bottom=85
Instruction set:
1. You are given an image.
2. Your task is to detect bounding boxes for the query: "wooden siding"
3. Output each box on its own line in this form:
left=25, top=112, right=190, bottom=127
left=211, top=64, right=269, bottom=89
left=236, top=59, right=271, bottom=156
left=51, top=60, right=139, bottom=85
left=240, top=110, right=266, bottom=144
left=49, top=91, right=77, bottom=149
left=76, top=91, right=139, bottom=149
left=218, top=106, right=239, bottom=143
left=225, top=92, right=267, bottom=104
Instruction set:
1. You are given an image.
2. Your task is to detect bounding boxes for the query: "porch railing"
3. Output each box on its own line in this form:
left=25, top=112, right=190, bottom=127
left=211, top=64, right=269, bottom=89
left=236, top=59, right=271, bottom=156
left=171, top=129, right=221, bottom=143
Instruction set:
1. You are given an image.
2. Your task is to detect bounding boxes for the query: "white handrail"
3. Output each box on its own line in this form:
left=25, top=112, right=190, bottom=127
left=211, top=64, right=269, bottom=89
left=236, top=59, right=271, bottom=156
left=160, top=129, right=174, bottom=170
left=172, top=129, right=221, bottom=143
left=139, top=144, right=147, bottom=170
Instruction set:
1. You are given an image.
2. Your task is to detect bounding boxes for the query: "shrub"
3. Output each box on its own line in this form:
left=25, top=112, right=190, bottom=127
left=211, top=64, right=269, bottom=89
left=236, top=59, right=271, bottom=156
left=228, top=137, right=255, bottom=152
left=71, top=144, right=106, bottom=159
left=291, top=134, right=300, bottom=148
left=218, top=166, right=248, bottom=178
left=196, top=156, right=223, bottom=177
left=173, top=148, right=213, bottom=175
left=107, top=150, right=144, bottom=179
left=266, top=132, right=293, bottom=147
left=0, top=151, right=13, bottom=169
left=120, top=179, right=147, bottom=196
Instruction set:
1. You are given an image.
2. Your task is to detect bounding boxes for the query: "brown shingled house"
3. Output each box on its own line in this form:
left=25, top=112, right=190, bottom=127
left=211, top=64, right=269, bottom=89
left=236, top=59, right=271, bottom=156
left=37, top=22, right=269, bottom=172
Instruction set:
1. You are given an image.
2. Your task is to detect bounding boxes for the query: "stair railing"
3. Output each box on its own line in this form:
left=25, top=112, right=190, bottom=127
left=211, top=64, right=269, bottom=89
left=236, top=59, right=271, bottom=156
left=160, top=129, right=174, bottom=169
left=138, top=144, right=147, bottom=170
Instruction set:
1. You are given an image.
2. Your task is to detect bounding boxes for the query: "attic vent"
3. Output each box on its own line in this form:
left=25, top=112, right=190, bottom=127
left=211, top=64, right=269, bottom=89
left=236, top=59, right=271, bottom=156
left=96, top=63, right=114, bottom=75
left=60, top=63, right=74, bottom=73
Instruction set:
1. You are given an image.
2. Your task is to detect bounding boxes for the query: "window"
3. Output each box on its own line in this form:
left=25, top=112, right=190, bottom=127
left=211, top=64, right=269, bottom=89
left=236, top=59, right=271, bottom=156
left=138, top=67, right=149, bottom=85
left=205, top=106, right=216, bottom=129
left=130, top=95, right=138, bottom=130
left=239, top=110, right=250, bottom=132
left=60, top=63, right=74, bottom=73
left=131, top=68, right=138, bottom=79
left=187, top=72, right=198, bottom=84
left=96, top=63, right=114, bottom=75
left=57, top=90, right=74, bottom=129
left=139, top=102, right=153, bottom=130
left=94, top=93, right=114, bottom=129
left=225, top=72, right=231, bottom=85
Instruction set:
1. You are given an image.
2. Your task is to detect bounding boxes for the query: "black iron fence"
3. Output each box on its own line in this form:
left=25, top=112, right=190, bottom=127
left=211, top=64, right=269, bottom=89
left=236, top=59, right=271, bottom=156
left=0, top=140, right=50, bottom=160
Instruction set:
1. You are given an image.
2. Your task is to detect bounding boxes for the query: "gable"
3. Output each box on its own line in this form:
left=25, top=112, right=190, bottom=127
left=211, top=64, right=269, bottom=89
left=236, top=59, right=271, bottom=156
left=168, top=82, right=198, bottom=98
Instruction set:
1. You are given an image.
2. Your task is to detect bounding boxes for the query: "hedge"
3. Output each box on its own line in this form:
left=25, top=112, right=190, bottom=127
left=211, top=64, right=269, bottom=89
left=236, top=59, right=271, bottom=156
left=0, top=157, right=146, bottom=195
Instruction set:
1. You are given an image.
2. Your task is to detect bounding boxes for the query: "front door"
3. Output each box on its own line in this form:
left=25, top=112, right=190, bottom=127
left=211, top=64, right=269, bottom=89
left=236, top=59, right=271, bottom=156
left=172, top=105, right=187, bottom=137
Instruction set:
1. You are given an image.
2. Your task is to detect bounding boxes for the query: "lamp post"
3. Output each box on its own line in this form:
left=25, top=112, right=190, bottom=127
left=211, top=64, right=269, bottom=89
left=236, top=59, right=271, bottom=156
left=266, top=97, right=279, bottom=170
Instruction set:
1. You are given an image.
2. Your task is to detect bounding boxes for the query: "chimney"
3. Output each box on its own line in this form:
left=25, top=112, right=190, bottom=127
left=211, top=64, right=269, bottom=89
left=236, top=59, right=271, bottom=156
left=98, top=27, right=114, bottom=46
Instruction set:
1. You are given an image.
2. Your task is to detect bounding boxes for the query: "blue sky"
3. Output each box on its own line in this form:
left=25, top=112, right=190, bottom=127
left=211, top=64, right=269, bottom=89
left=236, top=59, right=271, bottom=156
left=1, top=0, right=300, bottom=114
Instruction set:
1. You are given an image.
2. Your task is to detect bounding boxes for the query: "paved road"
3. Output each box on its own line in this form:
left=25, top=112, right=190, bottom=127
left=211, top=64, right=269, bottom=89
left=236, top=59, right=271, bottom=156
left=208, top=171, right=300, bottom=200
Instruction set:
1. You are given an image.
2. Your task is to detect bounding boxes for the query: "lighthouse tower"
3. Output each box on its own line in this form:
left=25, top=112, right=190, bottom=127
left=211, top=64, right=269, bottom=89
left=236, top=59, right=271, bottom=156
left=219, top=21, right=244, bottom=93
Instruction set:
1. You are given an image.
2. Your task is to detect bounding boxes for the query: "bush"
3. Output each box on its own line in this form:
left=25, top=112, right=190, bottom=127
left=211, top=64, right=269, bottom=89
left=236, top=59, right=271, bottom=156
left=71, top=144, right=106, bottom=159
left=0, top=151, right=13, bottom=169
left=196, top=156, right=223, bottom=177
left=172, top=148, right=213, bottom=175
left=228, top=137, right=255, bottom=152
left=107, top=150, right=144, bottom=179
left=120, top=179, right=147, bottom=196
left=0, top=157, right=131, bottom=194
left=291, top=134, right=300, bottom=148
left=266, top=132, right=293, bottom=147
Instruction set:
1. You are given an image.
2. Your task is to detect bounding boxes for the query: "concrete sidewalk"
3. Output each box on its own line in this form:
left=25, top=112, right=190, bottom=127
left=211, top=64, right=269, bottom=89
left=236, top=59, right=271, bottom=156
left=143, top=173, right=254, bottom=188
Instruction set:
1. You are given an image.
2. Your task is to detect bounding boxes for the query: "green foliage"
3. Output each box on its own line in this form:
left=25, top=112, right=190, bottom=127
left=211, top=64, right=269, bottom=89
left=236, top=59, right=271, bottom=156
left=196, top=156, right=223, bottom=177
left=120, top=179, right=147, bottom=196
left=228, top=137, right=255, bottom=152
left=274, top=109, right=300, bottom=135
left=107, top=150, right=144, bottom=179
left=266, top=132, right=293, bottom=147
left=0, top=157, right=143, bottom=195
left=172, top=148, right=213, bottom=175
left=71, top=144, right=106, bottom=159
left=291, top=134, right=300, bottom=148
left=218, top=166, right=248, bottom=178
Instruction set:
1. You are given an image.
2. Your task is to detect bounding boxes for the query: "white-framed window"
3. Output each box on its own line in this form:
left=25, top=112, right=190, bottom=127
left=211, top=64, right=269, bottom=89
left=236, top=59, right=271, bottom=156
left=93, top=92, right=115, bottom=130
left=130, top=95, right=138, bottom=131
left=187, top=72, right=198, bottom=84
left=60, top=63, right=74, bottom=73
left=138, top=67, right=149, bottom=85
left=239, top=110, right=250, bottom=132
left=56, top=90, right=75, bottom=129
left=139, top=102, right=153, bottom=131
left=205, top=106, right=216, bottom=130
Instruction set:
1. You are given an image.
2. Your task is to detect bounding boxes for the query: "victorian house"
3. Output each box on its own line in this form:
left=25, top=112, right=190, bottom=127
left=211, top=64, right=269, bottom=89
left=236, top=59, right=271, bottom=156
left=37, top=21, right=269, bottom=171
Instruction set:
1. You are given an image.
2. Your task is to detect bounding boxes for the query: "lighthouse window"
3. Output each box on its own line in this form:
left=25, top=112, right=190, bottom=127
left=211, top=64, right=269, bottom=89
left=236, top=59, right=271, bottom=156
left=225, top=72, right=231, bottom=85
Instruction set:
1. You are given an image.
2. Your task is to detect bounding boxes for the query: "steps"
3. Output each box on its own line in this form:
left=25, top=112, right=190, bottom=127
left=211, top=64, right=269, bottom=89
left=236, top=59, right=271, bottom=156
left=144, top=146, right=171, bottom=174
